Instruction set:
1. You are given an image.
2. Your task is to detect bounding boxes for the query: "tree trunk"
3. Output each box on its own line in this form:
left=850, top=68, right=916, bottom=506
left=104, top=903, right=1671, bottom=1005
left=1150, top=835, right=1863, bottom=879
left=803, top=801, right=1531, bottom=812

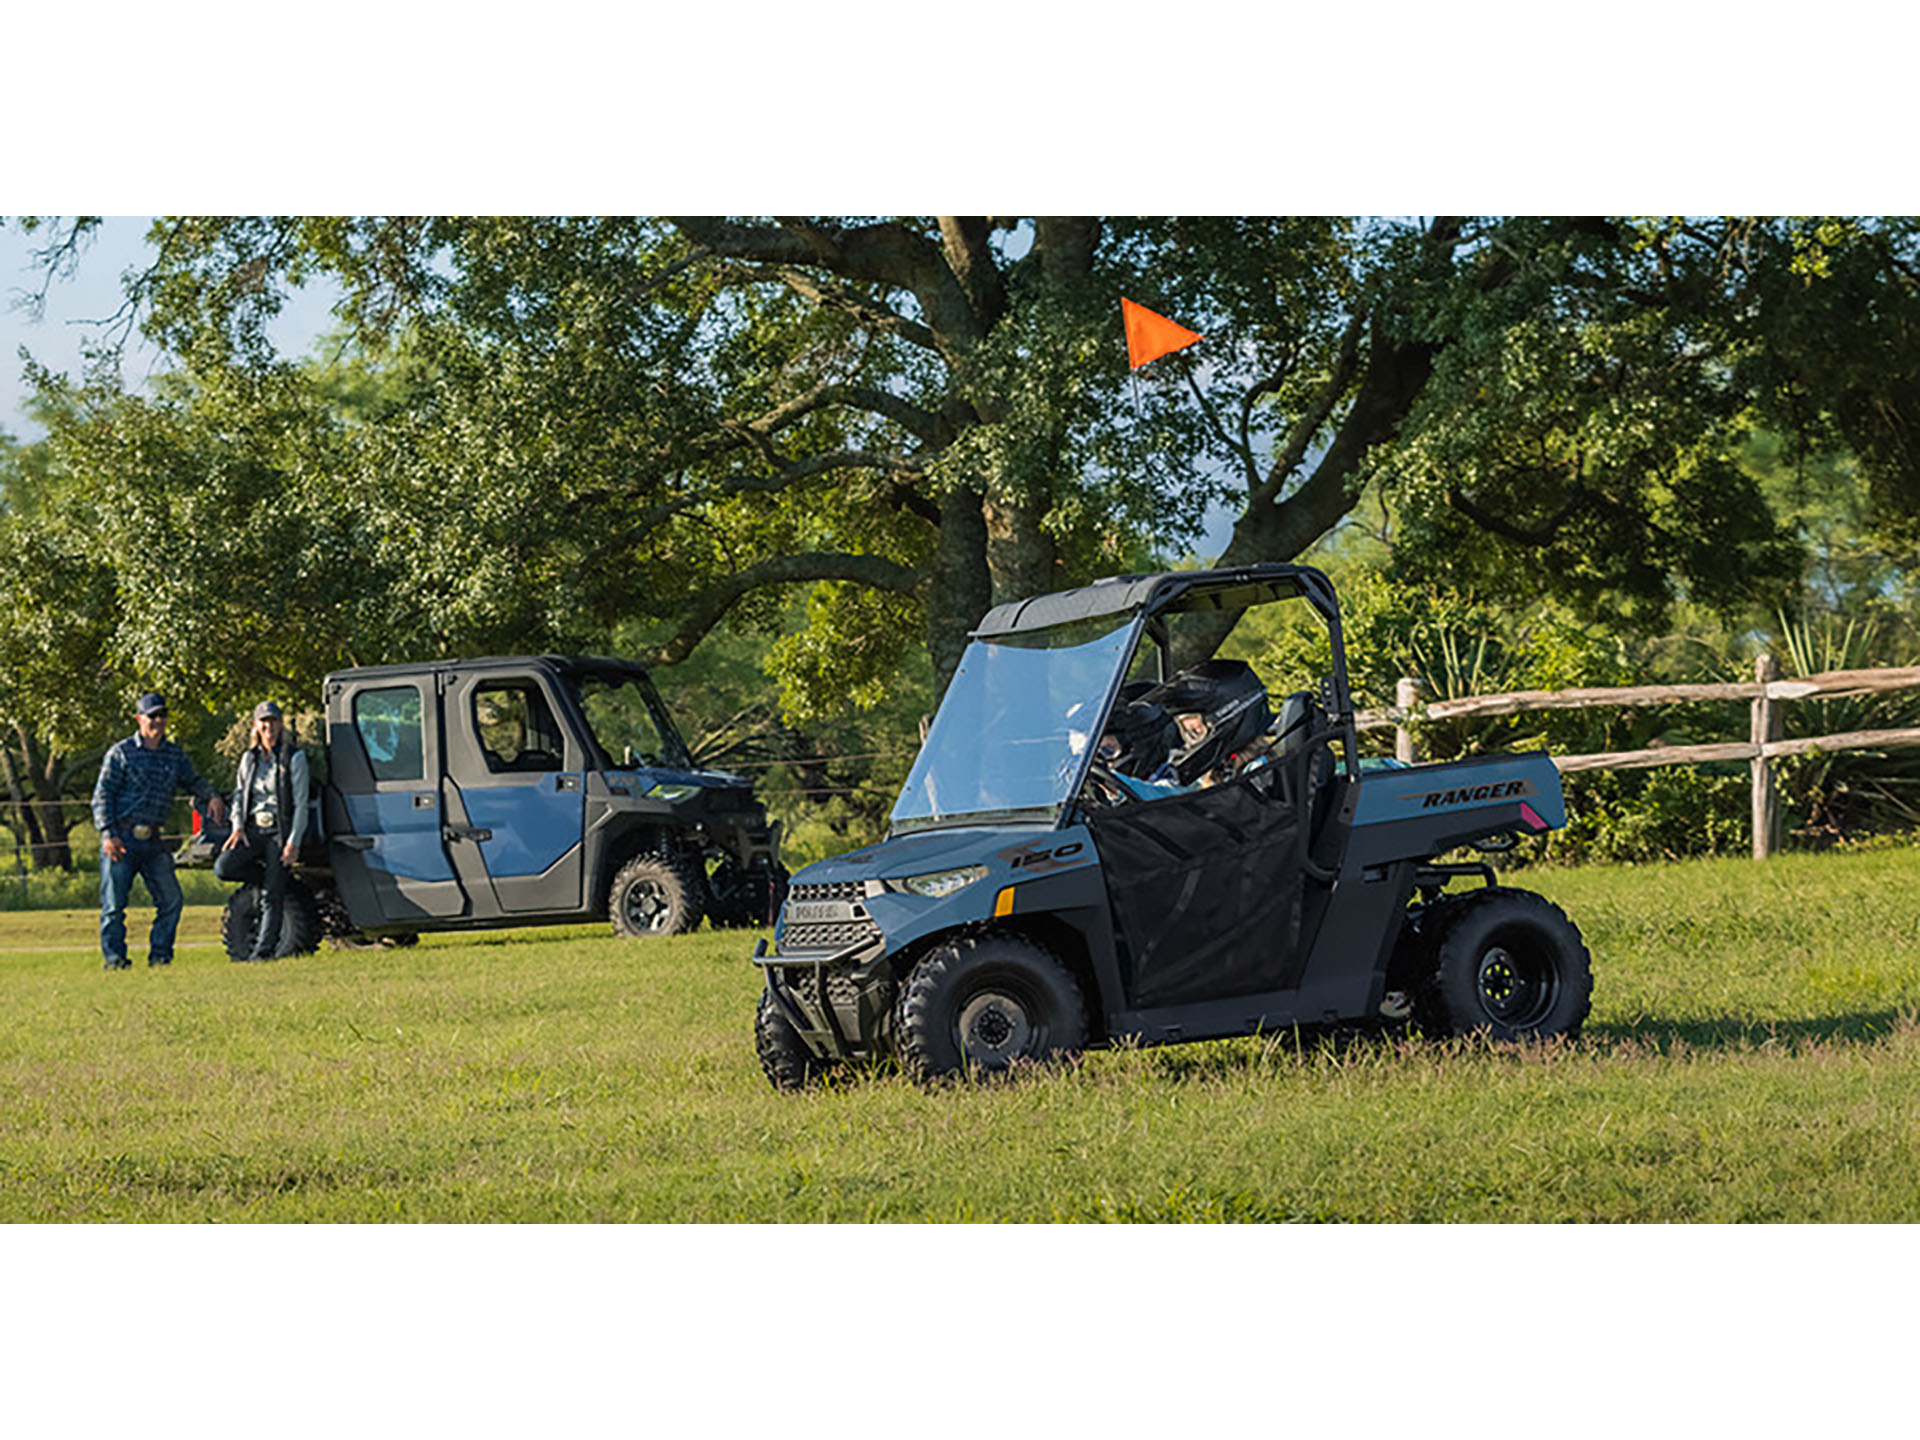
left=14, top=725, right=75, bottom=870
left=0, top=738, right=44, bottom=861
left=925, top=487, right=992, bottom=688
left=982, top=491, right=1057, bottom=605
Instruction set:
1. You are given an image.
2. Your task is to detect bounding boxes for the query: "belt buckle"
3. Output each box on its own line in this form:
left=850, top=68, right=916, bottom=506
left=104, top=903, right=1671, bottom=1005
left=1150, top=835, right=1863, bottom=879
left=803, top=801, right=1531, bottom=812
left=252, top=810, right=278, bottom=829
left=131, top=824, right=155, bottom=841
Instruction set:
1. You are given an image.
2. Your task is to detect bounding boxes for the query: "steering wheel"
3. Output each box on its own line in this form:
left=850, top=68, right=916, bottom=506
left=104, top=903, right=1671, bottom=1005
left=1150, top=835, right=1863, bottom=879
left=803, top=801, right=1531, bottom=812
left=1082, top=758, right=1129, bottom=808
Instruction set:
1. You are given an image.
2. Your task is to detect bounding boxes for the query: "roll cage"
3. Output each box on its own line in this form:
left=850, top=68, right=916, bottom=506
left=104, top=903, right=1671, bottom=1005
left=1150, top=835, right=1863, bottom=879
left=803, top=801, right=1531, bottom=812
left=976, top=563, right=1362, bottom=810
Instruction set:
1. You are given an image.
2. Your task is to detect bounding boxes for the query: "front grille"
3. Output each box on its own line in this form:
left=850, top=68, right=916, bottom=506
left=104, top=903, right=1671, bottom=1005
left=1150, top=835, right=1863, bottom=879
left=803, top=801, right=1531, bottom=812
left=790, top=880, right=865, bottom=904
left=779, top=879, right=879, bottom=952
left=781, top=919, right=881, bottom=951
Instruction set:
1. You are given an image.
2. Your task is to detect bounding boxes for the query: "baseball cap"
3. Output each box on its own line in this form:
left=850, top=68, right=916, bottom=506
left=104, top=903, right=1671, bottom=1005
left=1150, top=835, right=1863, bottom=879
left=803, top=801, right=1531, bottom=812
left=252, top=701, right=284, bottom=721
left=135, top=693, right=168, bottom=717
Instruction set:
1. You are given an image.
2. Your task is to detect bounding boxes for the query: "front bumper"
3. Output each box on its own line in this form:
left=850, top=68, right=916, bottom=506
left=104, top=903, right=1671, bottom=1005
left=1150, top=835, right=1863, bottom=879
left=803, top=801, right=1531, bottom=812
left=754, top=935, right=893, bottom=1062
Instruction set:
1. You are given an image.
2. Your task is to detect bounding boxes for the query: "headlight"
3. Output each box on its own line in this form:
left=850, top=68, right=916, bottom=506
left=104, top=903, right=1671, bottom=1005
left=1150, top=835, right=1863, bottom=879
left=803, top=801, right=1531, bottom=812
left=900, top=865, right=987, bottom=899
left=647, top=782, right=701, bottom=802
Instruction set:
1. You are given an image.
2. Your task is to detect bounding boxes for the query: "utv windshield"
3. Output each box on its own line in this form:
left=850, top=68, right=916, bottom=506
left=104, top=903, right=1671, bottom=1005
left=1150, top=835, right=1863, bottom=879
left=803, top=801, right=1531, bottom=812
left=569, top=671, right=694, bottom=771
left=891, top=617, right=1138, bottom=833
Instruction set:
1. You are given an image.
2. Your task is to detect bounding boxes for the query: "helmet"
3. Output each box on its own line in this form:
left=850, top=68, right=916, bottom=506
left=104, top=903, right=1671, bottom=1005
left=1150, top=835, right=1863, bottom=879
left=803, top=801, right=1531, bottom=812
left=1149, top=660, right=1272, bottom=784
left=1098, top=698, right=1177, bottom=779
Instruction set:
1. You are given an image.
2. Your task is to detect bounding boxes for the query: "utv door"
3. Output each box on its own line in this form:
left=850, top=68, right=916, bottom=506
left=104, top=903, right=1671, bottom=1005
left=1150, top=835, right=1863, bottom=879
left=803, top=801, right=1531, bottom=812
left=1086, top=756, right=1318, bottom=1009
left=440, top=668, right=588, bottom=915
left=324, top=677, right=466, bottom=925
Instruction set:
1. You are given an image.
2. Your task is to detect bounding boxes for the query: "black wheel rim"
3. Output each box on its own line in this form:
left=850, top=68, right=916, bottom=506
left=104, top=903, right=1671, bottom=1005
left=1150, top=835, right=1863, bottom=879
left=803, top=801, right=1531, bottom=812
left=955, top=984, right=1041, bottom=1068
left=1475, top=937, right=1557, bottom=1027
left=623, top=878, right=672, bottom=933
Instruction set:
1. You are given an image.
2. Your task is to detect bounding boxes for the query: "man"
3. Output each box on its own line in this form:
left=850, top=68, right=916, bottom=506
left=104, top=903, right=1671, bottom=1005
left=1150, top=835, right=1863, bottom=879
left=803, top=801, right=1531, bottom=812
left=214, top=701, right=310, bottom=962
left=91, top=693, right=229, bottom=970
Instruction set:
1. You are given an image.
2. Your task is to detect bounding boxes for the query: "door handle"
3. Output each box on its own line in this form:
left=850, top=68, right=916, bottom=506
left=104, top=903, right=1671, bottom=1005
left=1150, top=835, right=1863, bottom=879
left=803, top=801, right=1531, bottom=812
left=336, top=835, right=374, bottom=851
left=442, top=825, right=493, bottom=843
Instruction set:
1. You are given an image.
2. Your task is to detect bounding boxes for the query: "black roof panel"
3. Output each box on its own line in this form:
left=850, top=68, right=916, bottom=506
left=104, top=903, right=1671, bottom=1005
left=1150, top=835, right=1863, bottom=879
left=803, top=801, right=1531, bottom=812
left=971, top=563, right=1326, bottom=638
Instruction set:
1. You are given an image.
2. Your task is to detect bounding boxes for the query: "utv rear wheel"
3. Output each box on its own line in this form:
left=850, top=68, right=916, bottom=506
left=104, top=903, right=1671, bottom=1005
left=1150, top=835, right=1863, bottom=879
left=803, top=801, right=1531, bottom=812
left=756, top=988, right=839, bottom=1092
left=1420, top=887, right=1592, bottom=1042
left=609, top=852, right=706, bottom=937
left=894, top=934, right=1087, bottom=1081
left=221, top=880, right=320, bottom=961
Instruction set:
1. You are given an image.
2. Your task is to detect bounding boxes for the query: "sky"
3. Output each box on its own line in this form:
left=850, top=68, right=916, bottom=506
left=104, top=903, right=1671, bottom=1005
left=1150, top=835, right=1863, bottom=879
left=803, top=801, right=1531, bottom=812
left=0, top=218, right=343, bottom=441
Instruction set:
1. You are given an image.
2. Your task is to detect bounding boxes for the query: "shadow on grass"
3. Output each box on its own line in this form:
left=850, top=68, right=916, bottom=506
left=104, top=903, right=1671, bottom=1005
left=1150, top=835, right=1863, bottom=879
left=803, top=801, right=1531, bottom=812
left=1585, top=1007, right=1918, bottom=1053
left=770, top=1007, right=1920, bottom=1095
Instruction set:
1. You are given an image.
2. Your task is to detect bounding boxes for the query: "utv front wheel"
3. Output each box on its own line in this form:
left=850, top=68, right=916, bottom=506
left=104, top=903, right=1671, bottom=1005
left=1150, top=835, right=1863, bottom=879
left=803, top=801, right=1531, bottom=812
left=895, top=934, right=1088, bottom=1081
left=221, top=880, right=320, bottom=961
left=1420, top=887, right=1592, bottom=1042
left=756, top=988, right=840, bottom=1092
left=609, top=852, right=706, bottom=937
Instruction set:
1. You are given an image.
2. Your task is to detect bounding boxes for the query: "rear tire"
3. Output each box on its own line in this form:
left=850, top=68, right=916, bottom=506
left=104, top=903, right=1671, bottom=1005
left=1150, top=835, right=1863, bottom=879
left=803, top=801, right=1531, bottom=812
left=1418, top=887, right=1592, bottom=1042
left=221, top=880, right=320, bottom=961
left=894, top=933, right=1088, bottom=1081
left=756, top=988, right=839, bottom=1091
left=608, top=851, right=706, bottom=937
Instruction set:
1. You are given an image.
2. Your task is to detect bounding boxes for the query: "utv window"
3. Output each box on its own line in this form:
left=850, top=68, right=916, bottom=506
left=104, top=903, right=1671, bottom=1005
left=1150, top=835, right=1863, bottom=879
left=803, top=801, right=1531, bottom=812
left=473, top=683, right=566, bottom=773
left=573, top=674, right=692, bottom=771
left=354, top=686, right=424, bottom=783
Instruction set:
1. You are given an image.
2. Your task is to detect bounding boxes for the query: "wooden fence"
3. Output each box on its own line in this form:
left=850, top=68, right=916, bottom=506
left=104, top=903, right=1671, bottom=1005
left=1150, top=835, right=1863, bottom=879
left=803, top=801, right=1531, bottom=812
left=1356, top=659, right=1920, bottom=859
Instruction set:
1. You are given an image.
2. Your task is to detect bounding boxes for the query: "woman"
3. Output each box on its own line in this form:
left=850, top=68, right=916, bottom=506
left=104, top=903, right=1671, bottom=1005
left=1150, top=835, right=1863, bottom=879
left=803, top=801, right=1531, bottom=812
left=214, top=701, right=310, bottom=962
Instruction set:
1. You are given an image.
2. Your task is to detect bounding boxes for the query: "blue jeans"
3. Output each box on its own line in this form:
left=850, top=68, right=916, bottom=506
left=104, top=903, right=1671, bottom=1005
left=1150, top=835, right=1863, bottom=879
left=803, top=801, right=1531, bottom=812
left=213, top=824, right=286, bottom=958
left=100, top=837, right=184, bottom=967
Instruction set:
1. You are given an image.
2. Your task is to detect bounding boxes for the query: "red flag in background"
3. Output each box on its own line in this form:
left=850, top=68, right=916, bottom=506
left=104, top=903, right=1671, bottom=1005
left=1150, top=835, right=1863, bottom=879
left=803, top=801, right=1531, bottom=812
left=1122, top=298, right=1202, bottom=370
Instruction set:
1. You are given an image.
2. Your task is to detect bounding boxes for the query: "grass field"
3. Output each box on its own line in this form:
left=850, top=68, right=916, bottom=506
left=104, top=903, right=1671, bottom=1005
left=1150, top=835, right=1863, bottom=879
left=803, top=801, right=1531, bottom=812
left=4, top=846, right=1919, bottom=1222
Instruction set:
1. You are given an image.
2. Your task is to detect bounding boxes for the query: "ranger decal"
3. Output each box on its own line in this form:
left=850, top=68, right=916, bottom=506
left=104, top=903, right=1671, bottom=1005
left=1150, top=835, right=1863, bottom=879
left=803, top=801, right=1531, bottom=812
left=1406, top=778, right=1538, bottom=809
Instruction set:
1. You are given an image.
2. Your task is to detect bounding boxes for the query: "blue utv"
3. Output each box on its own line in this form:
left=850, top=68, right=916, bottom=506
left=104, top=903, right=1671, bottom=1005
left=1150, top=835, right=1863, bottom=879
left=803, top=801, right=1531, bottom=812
left=752, top=563, right=1592, bottom=1088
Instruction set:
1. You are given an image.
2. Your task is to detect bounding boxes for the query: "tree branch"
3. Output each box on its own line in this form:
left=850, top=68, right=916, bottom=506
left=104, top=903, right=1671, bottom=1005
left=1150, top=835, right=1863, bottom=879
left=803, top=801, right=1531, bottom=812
left=615, top=449, right=925, bottom=545
left=645, top=551, right=923, bottom=665
left=772, top=267, right=941, bottom=354
left=1252, top=313, right=1364, bottom=507
left=1445, top=484, right=1588, bottom=546
left=939, top=217, right=1007, bottom=327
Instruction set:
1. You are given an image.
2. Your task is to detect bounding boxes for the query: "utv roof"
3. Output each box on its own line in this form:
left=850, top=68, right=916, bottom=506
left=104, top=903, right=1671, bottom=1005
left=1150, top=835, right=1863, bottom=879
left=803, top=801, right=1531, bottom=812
left=324, top=655, right=649, bottom=686
left=972, top=563, right=1338, bottom=638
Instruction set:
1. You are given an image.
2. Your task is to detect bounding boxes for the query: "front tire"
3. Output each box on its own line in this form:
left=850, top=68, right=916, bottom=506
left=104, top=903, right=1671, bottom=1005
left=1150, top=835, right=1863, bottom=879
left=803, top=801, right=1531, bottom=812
left=1418, top=887, right=1592, bottom=1042
left=608, top=851, right=706, bottom=937
left=756, top=988, right=839, bottom=1092
left=221, top=879, right=320, bottom=961
left=894, top=933, right=1088, bottom=1081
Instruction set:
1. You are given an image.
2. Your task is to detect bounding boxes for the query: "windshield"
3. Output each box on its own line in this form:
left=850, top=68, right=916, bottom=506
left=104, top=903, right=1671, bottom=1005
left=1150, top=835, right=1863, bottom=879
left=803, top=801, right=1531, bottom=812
left=570, top=673, right=693, bottom=771
left=891, top=618, right=1138, bottom=832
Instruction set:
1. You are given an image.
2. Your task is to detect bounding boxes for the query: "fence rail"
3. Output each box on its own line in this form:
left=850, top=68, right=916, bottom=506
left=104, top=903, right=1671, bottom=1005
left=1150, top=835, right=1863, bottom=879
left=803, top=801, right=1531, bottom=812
left=1356, top=657, right=1920, bottom=859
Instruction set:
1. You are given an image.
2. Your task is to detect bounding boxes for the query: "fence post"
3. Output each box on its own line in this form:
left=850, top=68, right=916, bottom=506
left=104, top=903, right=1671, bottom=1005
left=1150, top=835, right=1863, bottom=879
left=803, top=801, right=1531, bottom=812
left=1752, top=654, right=1781, bottom=860
left=1395, top=677, right=1421, bottom=765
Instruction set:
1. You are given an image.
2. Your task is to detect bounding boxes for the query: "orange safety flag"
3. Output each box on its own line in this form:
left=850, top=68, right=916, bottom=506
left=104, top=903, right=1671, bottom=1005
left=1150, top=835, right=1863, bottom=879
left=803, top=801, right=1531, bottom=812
left=1122, top=297, right=1202, bottom=370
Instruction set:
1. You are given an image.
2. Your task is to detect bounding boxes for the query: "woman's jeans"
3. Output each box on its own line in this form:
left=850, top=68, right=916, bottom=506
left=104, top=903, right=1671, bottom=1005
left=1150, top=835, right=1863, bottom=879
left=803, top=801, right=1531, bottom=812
left=214, top=824, right=287, bottom=958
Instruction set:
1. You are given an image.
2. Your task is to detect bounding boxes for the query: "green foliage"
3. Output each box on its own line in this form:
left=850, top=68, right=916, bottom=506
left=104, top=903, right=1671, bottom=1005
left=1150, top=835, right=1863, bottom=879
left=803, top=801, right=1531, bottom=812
left=15, top=215, right=1920, bottom=873
left=1547, top=766, right=1752, bottom=865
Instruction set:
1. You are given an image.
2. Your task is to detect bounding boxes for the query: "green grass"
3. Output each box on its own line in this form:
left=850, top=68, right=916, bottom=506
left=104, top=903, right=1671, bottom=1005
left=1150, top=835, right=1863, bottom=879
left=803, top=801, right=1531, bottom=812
left=4, top=847, right=1919, bottom=1221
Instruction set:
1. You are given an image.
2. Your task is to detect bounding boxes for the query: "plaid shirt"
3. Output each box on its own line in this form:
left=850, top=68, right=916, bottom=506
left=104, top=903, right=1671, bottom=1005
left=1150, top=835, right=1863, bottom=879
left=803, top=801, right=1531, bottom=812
left=91, top=735, right=216, bottom=841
